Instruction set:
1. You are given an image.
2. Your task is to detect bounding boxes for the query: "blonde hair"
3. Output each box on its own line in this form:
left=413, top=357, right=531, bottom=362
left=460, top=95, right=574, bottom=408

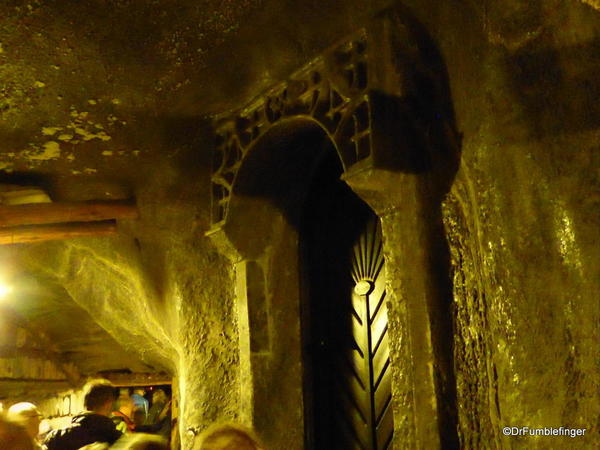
left=7, top=402, right=41, bottom=419
left=196, top=422, right=264, bottom=450
left=6, top=402, right=41, bottom=440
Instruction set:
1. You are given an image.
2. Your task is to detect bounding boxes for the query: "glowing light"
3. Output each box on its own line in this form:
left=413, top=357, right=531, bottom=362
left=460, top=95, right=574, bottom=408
left=0, top=283, right=12, bottom=298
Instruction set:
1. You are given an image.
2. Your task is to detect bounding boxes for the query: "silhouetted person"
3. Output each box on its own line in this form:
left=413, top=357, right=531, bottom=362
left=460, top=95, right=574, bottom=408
left=144, top=389, right=168, bottom=426
left=137, top=389, right=170, bottom=440
left=0, top=414, right=34, bottom=450
left=131, top=388, right=149, bottom=421
left=43, top=379, right=122, bottom=450
left=112, top=391, right=136, bottom=433
left=6, top=402, right=42, bottom=448
left=195, top=423, right=264, bottom=450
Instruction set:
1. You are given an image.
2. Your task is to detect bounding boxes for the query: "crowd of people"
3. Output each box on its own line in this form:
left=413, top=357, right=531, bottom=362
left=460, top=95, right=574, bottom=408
left=0, top=379, right=264, bottom=450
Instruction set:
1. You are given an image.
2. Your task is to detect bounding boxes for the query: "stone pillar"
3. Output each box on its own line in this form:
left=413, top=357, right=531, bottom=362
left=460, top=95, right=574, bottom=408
left=233, top=260, right=255, bottom=425
left=207, top=205, right=305, bottom=449
left=343, top=167, right=458, bottom=449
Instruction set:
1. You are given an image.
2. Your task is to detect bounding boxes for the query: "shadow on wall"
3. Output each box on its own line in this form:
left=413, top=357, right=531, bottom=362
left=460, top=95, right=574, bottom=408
left=507, top=36, right=600, bottom=139
left=232, top=120, right=334, bottom=229
left=0, top=171, right=54, bottom=196
left=378, top=5, right=463, bottom=447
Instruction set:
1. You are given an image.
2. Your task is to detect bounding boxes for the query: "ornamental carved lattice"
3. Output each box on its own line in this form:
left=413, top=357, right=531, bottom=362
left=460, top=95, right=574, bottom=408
left=210, top=30, right=373, bottom=228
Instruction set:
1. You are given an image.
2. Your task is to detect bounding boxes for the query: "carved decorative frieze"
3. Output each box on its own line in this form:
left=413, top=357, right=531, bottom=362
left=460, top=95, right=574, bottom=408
left=211, top=31, right=372, bottom=227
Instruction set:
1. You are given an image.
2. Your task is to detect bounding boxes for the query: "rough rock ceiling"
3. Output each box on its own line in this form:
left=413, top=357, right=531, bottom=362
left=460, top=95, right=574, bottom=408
left=0, top=0, right=264, bottom=175
left=0, top=0, right=264, bottom=119
left=0, top=0, right=375, bottom=179
left=8, top=273, right=153, bottom=375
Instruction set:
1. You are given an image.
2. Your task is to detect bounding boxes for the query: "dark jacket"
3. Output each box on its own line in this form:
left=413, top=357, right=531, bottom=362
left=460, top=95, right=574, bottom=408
left=43, top=412, right=122, bottom=450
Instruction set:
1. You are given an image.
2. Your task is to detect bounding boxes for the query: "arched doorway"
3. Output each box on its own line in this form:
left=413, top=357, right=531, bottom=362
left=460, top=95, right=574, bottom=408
left=212, top=119, right=396, bottom=448
left=207, top=7, right=461, bottom=448
left=301, top=150, right=393, bottom=449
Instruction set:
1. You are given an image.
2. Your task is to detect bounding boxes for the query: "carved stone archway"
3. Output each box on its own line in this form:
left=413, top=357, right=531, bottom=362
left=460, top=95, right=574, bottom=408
left=207, top=5, right=461, bottom=449
left=210, top=29, right=371, bottom=230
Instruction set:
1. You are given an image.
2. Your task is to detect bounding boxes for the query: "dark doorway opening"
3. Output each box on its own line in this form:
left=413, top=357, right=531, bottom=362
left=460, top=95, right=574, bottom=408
left=301, top=150, right=394, bottom=449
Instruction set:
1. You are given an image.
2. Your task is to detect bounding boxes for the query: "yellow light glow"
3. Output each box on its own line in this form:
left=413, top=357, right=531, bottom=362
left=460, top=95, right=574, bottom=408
left=0, top=283, right=12, bottom=298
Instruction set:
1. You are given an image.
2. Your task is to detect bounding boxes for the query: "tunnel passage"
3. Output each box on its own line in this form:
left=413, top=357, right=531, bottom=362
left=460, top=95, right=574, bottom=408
left=0, top=269, right=174, bottom=440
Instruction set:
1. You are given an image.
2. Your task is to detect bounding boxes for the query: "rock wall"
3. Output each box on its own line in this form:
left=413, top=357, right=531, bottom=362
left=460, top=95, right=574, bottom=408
left=426, top=0, right=600, bottom=447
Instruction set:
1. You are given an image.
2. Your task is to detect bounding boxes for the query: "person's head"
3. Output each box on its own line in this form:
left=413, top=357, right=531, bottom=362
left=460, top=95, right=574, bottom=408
left=195, top=423, right=264, bottom=450
left=83, top=379, right=118, bottom=416
left=6, top=402, right=42, bottom=439
left=0, top=414, right=34, bottom=450
left=152, top=389, right=167, bottom=405
left=115, top=393, right=134, bottom=417
left=111, top=433, right=168, bottom=450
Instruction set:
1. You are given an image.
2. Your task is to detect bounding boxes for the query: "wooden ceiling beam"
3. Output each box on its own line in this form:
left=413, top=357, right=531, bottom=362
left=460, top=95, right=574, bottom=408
left=0, top=200, right=138, bottom=227
left=0, top=220, right=117, bottom=245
